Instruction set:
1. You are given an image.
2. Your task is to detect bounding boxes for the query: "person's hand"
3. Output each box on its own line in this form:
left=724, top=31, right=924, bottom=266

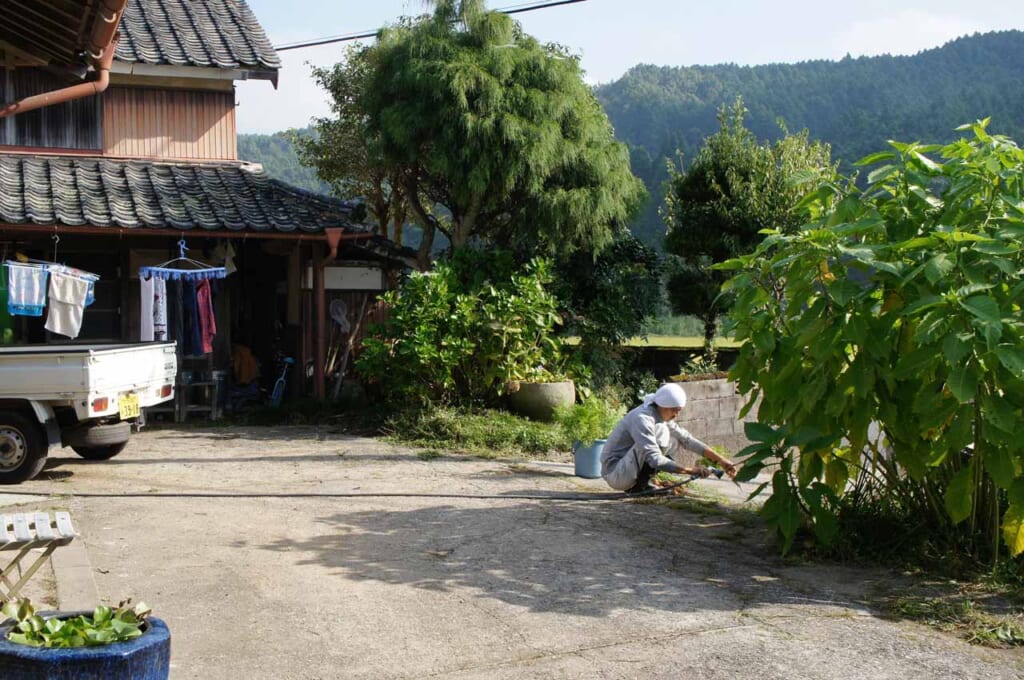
left=688, top=466, right=712, bottom=478
left=722, top=461, right=738, bottom=479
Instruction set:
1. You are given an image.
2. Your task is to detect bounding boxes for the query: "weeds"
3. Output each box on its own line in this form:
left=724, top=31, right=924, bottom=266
left=886, top=592, right=1024, bottom=647
left=383, top=406, right=572, bottom=458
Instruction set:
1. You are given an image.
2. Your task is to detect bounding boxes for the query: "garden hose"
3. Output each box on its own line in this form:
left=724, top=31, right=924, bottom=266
left=0, top=471, right=725, bottom=503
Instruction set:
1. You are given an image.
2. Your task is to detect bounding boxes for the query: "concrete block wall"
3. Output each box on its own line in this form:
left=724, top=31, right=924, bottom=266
left=671, top=379, right=761, bottom=465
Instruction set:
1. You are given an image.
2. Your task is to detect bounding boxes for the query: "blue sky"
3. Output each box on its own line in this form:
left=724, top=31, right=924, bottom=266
left=237, top=0, right=1024, bottom=134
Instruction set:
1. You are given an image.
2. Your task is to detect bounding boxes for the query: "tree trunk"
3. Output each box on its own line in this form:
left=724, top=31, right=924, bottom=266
left=417, top=223, right=435, bottom=271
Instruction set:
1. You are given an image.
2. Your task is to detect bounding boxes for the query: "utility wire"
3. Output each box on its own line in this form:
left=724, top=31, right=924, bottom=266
left=273, top=0, right=588, bottom=52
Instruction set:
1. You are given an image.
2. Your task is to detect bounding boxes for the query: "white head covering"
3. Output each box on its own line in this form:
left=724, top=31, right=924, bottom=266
left=643, top=383, right=687, bottom=409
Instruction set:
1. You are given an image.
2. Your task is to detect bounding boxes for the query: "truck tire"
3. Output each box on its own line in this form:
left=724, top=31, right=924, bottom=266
left=65, top=422, right=130, bottom=462
left=0, top=411, right=48, bottom=484
left=72, top=442, right=129, bottom=461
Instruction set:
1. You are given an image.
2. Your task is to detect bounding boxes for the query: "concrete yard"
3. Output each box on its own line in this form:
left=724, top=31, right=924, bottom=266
left=1, top=426, right=1020, bottom=679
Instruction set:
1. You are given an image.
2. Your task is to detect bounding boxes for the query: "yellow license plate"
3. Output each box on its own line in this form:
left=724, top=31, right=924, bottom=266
left=119, top=393, right=140, bottom=419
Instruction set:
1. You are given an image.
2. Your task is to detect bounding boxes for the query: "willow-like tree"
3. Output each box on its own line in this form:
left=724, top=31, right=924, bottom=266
left=325, top=0, right=644, bottom=263
left=663, top=98, right=836, bottom=352
left=299, top=46, right=410, bottom=250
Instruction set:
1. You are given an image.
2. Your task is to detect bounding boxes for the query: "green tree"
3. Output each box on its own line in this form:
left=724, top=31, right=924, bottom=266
left=356, top=0, right=644, bottom=258
left=298, top=47, right=412, bottom=251
left=720, top=121, right=1024, bottom=563
left=663, top=98, right=836, bottom=353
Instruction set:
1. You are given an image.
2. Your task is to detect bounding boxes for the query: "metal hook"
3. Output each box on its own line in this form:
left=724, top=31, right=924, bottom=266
left=178, top=239, right=188, bottom=260
left=52, top=233, right=60, bottom=262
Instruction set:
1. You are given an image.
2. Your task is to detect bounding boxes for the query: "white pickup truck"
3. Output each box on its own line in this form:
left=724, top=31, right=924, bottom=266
left=0, top=343, right=177, bottom=483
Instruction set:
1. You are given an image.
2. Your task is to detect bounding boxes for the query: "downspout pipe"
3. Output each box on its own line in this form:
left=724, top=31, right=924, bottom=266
left=0, top=0, right=126, bottom=119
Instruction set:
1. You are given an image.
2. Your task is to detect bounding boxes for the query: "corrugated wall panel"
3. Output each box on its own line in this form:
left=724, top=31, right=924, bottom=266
left=103, top=87, right=237, bottom=161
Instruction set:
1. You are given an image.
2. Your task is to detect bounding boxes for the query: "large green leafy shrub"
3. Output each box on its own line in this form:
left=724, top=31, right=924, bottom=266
left=720, top=120, right=1024, bottom=563
left=357, top=251, right=572, bottom=405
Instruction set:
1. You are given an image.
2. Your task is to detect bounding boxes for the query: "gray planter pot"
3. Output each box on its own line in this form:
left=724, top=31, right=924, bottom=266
left=507, top=380, right=575, bottom=422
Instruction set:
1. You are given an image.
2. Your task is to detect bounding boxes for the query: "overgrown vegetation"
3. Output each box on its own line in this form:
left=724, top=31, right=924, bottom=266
left=721, top=121, right=1024, bottom=570
left=358, top=250, right=578, bottom=406
left=383, top=406, right=571, bottom=458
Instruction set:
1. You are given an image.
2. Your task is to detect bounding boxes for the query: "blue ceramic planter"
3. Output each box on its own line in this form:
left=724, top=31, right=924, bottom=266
left=0, top=614, right=170, bottom=679
left=573, top=439, right=605, bottom=478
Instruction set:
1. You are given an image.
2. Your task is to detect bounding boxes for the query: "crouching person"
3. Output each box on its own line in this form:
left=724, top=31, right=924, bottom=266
left=601, top=383, right=738, bottom=494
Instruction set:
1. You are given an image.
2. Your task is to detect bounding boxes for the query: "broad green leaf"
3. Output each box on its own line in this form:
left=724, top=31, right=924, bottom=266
left=983, top=446, right=1021, bottom=489
left=856, top=151, right=897, bottom=166
left=941, top=333, right=971, bottom=365
left=745, top=421, right=783, bottom=444
left=825, top=457, right=850, bottom=495
left=973, top=241, right=1020, bottom=255
left=996, top=345, right=1024, bottom=378
left=925, top=254, right=955, bottom=285
left=868, top=164, right=899, bottom=184
left=1002, top=504, right=1024, bottom=557
left=944, top=463, right=974, bottom=524
left=981, top=395, right=1018, bottom=436
left=947, top=363, right=979, bottom=403
left=901, top=295, right=944, bottom=317
left=958, top=295, right=1000, bottom=323
left=798, top=450, right=824, bottom=487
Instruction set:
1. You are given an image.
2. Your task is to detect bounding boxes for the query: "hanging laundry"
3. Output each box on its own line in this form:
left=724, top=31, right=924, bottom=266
left=84, top=281, right=95, bottom=307
left=153, top=277, right=167, bottom=342
left=45, top=272, right=89, bottom=339
left=0, top=266, right=12, bottom=343
left=140, top=275, right=155, bottom=342
left=7, top=264, right=48, bottom=317
left=182, top=280, right=203, bottom=356
left=196, top=279, right=217, bottom=354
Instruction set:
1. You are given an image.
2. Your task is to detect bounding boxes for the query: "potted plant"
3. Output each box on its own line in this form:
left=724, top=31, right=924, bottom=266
left=0, top=598, right=170, bottom=679
left=555, top=396, right=625, bottom=478
left=506, top=370, right=577, bottom=422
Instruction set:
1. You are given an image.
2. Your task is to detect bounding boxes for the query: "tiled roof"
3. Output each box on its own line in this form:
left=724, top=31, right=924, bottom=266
left=116, top=0, right=281, bottom=71
left=0, top=155, right=363, bottom=234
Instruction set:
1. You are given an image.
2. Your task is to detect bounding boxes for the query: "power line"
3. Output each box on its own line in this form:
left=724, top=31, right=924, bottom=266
left=273, top=0, right=588, bottom=52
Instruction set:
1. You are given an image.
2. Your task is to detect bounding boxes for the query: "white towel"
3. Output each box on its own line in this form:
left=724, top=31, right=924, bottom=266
left=45, top=272, right=90, bottom=339
left=153, top=277, right=167, bottom=341
left=140, top=275, right=155, bottom=342
left=7, top=264, right=48, bottom=317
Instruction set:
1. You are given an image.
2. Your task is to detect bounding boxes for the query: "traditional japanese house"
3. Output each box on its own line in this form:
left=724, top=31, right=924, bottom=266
left=0, top=0, right=407, bottom=416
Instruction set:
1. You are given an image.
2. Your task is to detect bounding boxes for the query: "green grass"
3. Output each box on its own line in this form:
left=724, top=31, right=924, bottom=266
left=384, top=406, right=572, bottom=458
left=886, top=591, right=1024, bottom=647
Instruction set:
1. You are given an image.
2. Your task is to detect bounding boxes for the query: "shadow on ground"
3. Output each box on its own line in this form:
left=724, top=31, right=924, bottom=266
left=255, top=498, right=876, bottom=621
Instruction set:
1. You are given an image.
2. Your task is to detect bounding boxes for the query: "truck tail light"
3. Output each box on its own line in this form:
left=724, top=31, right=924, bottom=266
left=92, top=397, right=109, bottom=412
left=160, top=384, right=173, bottom=398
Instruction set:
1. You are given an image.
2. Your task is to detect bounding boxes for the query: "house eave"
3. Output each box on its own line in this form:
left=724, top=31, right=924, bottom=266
left=110, top=62, right=279, bottom=87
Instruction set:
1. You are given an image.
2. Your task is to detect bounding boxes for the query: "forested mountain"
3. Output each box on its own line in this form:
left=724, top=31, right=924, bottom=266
left=597, top=30, right=1024, bottom=244
left=238, top=30, right=1024, bottom=246
left=237, top=129, right=328, bottom=194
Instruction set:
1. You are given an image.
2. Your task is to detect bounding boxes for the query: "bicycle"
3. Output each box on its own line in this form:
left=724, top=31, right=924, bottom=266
left=270, top=356, right=295, bottom=407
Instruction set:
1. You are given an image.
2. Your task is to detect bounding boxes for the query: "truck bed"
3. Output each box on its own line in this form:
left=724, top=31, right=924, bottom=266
left=0, top=342, right=177, bottom=418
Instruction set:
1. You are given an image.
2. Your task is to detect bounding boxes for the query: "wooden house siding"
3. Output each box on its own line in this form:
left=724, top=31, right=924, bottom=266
left=103, top=87, right=237, bottom=161
left=1, top=69, right=102, bottom=149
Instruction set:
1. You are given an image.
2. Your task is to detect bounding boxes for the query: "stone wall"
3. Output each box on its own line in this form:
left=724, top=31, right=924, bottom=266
left=671, top=379, right=760, bottom=464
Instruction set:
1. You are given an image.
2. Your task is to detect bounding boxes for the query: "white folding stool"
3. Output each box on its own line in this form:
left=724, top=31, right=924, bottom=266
left=0, top=512, right=76, bottom=601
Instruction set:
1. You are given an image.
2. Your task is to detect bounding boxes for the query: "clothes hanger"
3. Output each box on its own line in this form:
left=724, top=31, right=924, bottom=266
left=3, top=236, right=100, bottom=283
left=139, top=239, right=227, bottom=282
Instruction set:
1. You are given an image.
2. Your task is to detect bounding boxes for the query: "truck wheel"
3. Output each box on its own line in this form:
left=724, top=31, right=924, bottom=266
left=64, top=421, right=130, bottom=449
left=72, top=442, right=128, bottom=460
left=0, top=411, right=48, bottom=484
